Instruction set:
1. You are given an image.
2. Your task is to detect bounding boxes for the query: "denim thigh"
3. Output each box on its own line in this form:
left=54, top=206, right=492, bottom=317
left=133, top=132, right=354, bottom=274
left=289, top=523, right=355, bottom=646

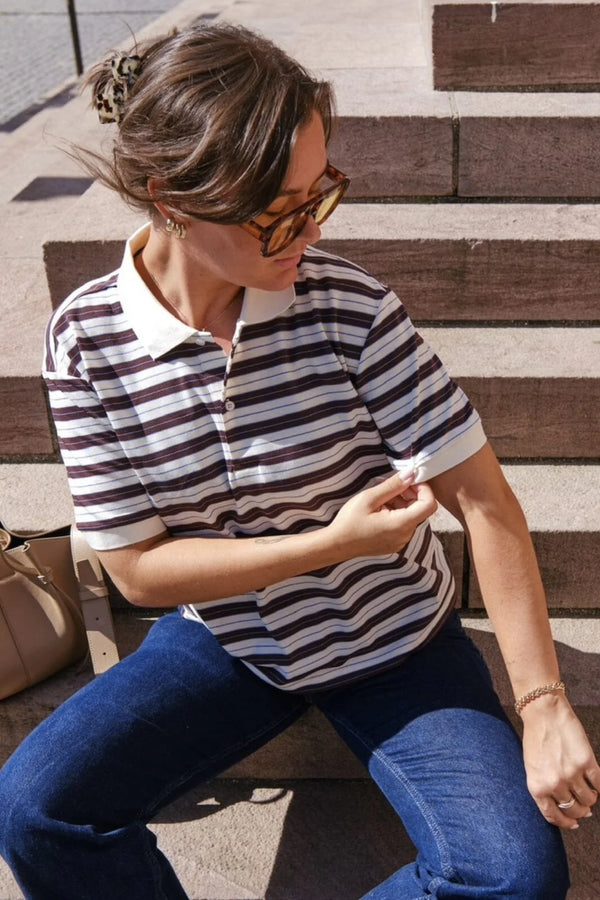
left=315, top=613, right=570, bottom=899
left=0, top=612, right=308, bottom=899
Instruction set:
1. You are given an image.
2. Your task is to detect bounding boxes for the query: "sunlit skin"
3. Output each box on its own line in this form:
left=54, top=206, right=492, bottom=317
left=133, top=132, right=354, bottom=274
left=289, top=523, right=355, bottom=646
left=137, top=111, right=327, bottom=337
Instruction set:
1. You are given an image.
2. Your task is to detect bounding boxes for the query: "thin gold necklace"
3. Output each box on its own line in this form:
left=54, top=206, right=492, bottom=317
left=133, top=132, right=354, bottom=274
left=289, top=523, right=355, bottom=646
left=143, top=260, right=242, bottom=332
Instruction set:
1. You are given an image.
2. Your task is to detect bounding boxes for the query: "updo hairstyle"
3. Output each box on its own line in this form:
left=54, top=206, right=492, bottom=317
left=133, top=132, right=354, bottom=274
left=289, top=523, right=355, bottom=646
left=81, top=23, right=334, bottom=224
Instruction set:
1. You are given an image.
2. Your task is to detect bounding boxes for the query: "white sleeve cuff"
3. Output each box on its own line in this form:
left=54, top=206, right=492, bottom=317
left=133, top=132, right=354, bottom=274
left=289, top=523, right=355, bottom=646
left=393, top=420, right=488, bottom=483
left=79, top=514, right=167, bottom=550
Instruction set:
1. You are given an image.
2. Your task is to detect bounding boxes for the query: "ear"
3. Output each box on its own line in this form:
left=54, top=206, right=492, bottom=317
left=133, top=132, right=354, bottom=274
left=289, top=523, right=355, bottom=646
left=147, top=177, right=175, bottom=222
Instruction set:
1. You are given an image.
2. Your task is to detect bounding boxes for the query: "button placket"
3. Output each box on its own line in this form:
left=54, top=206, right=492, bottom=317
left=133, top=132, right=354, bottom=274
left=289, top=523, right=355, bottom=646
left=220, top=336, right=243, bottom=486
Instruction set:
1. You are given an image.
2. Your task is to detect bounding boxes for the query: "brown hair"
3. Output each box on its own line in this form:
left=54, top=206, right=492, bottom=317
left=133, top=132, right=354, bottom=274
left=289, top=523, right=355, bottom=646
left=79, top=23, right=335, bottom=223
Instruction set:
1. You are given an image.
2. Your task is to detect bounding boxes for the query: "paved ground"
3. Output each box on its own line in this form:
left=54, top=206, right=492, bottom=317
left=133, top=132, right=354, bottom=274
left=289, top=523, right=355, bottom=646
left=0, top=1, right=184, bottom=128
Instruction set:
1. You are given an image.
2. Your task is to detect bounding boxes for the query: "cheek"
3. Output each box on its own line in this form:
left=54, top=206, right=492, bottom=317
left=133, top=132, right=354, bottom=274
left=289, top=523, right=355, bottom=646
left=187, top=224, right=290, bottom=290
left=194, top=230, right=259, bottom=272
left=219, top=229, right=264, bottom=266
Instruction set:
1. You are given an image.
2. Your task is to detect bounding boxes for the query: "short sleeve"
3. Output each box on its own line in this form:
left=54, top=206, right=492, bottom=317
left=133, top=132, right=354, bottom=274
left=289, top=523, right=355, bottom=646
left=354, top=290, right=487, bottom=482
left=43, top=342, right=165, bottom=551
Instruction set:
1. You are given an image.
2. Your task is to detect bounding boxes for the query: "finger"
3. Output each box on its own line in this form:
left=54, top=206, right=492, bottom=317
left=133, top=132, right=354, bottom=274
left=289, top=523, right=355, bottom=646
left=538, top=797, right=581, bottom=831
left=412, top=482, right=438, bottom=510
left=571, top=781, right=598, bottom=809
left=388, top=484, right=438, bottom=526
left=386, top=487, right=418, bottom=509
left=549, top=790, right=596, bottom=829
left=367, top=470, right=417, bottom=508
left=585, top=763, right=600, bottom=796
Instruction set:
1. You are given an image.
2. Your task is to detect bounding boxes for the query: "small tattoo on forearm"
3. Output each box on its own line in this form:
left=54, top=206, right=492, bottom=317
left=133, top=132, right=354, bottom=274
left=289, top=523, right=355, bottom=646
left=255, top=536, right=289, bottom=544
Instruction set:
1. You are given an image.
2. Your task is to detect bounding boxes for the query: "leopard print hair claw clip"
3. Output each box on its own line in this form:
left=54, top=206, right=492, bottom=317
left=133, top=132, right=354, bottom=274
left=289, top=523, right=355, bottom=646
left=96, top=54, right=142, bottom=124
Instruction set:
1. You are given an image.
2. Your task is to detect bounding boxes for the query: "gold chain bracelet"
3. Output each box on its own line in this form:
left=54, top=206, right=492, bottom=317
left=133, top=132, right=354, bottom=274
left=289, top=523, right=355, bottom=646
left=514, top=681, right=566, bottom=717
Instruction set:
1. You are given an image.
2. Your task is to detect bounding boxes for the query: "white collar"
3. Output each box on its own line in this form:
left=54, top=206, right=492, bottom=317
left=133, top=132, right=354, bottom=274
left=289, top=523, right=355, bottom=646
left=117, top=223, right=296, bottom=360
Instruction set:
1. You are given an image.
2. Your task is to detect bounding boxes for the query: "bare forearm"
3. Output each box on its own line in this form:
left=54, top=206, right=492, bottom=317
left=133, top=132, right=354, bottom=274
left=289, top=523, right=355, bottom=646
left=430, top=444, right=600, bottom=829
left=465, top=500, right=560, bottom=698
left=112, top=528, right=344, bottom=607
left=99, top=472, right=436, bottom=607
left=430, top=443, right=560, bottom=698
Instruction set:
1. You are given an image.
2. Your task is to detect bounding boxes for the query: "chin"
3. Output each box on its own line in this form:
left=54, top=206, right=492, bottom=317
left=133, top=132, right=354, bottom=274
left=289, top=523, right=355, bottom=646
left=274, top=268, right=300, bottom=290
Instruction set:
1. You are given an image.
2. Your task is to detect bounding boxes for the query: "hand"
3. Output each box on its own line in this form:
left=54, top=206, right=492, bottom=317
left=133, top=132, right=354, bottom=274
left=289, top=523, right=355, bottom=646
left=328, top=470, right=437, bottom=558
left=521, top=693, right=600, bottom=830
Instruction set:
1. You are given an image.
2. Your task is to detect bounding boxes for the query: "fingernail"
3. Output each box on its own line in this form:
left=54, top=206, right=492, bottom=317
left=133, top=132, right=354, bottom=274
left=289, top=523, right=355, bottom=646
left=570, top=823, right=579, bottom=830
left=584, top=812, right=593, bottom=818
left=397, top=468, right=416, bottom=483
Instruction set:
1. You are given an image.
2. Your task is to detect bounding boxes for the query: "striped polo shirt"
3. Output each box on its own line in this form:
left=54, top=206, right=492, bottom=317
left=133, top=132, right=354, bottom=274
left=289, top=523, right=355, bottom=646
left=43, top=224, right=486, bottom=692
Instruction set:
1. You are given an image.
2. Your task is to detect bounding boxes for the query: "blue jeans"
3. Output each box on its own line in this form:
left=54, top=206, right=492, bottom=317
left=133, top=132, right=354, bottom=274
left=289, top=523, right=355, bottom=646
left=0, top=611, right=568, bottom=899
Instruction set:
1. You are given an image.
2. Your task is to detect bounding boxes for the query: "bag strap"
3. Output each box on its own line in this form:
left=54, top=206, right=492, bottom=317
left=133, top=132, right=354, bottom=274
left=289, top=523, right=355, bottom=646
left=70, top=527, right=120, bottom=674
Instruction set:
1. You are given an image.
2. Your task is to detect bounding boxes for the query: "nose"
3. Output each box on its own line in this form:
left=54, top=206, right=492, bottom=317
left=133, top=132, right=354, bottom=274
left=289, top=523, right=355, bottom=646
left=300, top=210, right=321, bottom=245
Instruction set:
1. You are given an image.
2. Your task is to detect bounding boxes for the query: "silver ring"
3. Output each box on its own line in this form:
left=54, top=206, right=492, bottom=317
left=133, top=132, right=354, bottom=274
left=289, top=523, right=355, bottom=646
left=557, top=797, right=576, bottom=810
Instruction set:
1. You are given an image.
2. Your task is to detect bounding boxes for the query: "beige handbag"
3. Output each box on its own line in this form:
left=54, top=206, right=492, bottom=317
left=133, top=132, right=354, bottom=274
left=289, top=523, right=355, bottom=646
left=0, top=524, right=120, bottom=700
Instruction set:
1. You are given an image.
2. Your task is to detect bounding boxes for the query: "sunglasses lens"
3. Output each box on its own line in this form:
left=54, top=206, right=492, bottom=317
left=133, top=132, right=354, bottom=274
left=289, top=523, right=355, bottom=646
left=314, top=183, right=346, bottom=225
left=265, top=213, right=307, bottom=256
left=263, top=178, right=349, bottom=257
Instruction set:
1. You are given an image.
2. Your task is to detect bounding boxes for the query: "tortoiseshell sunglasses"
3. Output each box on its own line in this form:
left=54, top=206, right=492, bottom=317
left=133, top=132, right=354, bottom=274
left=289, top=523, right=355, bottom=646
left=240, top=163, right=350, bottom=257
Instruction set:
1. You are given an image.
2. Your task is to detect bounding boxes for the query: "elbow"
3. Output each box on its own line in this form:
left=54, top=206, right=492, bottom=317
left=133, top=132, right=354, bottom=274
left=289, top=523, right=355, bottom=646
left=125, top=585, right=154, bottom=608
left=107, top=570, right=155, bottom=608
left=97, top=536, right=169, bottom=608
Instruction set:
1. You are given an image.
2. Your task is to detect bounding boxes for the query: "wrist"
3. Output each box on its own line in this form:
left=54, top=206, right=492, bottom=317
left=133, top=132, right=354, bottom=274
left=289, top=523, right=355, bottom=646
left=514, top=680, right=566, bottom=718
left=323, top=518, right=361, bottom=562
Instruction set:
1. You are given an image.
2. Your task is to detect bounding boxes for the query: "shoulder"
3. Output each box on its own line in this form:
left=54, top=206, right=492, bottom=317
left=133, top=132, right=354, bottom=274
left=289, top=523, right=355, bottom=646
left=49, top=270, right=121, bottom=332
left=297, top=246, right=390, bottom=307
left=295, top=247, right=412, bottom=342
left=44, top=269, right=123, bottom=375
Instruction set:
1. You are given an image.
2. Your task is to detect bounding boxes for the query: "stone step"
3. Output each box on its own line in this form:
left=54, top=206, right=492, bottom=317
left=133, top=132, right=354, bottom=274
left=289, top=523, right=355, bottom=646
left=0, top=462, right=597, bottom=614
left=322, top=203, right=600, bottom=323
left=42, top=193, right=600, bottom=322
left=327, top=91, right=600, bottom=200
left=1, top=611, right=598, bottom=771
left=2, top=325, right=596, bottom=459
left=431, top=1, right=600, bottom=91
left=445, top=93, right=600, bottom=199
left=421, top=327, right=600, bottom=458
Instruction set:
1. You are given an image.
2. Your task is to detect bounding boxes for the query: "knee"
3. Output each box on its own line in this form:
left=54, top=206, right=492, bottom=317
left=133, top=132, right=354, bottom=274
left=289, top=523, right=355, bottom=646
left=0, top=749, right=65, bottom=864
left=0, top=762, right=28, bottom=860
left=446, top=813, right=570, bottom=899
left=0, top=757, right=42, bottom=860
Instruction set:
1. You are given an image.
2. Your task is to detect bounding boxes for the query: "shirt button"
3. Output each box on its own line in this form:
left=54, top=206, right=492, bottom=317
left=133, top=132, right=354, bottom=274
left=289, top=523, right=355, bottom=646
left=224, top=400, right=235, bottom=412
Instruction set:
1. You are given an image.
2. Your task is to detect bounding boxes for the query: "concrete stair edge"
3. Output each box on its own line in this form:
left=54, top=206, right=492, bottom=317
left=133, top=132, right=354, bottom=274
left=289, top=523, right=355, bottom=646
left=37, top=186, right=600, bottom=322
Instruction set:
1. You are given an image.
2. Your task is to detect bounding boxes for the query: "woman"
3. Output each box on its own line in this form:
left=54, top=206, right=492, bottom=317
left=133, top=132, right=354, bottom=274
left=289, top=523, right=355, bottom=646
left=0, top=22, right=597, bottom=899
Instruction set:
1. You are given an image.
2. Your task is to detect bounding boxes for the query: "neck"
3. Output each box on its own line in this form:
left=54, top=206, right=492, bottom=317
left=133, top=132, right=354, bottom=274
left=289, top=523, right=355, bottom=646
left=137, top=230, right=242, bottom=334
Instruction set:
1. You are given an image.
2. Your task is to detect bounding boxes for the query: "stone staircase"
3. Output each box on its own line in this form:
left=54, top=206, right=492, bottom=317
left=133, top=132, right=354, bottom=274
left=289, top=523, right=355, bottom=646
left=432, top=0, right=600, bottom=91
left=0, top=0, right=599, bottom=897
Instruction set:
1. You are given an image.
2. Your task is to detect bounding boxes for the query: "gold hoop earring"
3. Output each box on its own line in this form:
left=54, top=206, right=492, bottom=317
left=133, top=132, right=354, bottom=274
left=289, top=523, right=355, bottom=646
left=165, top=218, right=187, bottom=240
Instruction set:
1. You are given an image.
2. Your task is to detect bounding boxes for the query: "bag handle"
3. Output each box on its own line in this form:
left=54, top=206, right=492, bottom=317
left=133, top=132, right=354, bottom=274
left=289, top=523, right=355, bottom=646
left=1, top=537, right=84, bottom=624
